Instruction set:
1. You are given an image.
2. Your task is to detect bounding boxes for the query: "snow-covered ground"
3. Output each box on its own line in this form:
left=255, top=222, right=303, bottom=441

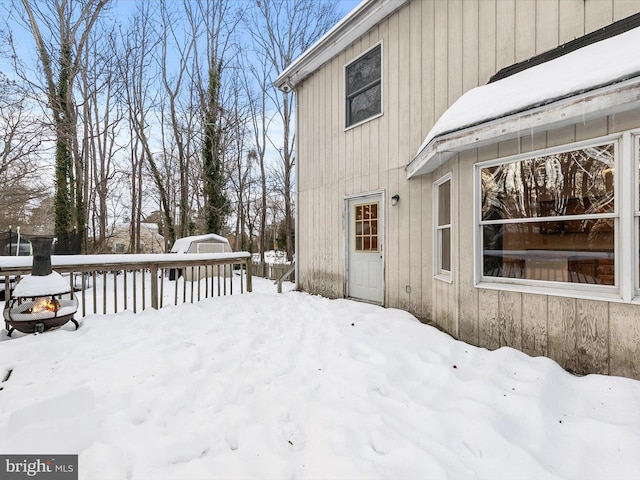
left=1, top=277, right=640, bottom=479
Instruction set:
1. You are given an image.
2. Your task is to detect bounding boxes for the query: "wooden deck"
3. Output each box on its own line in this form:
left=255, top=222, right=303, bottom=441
left=0, top=253, right=252, bottom=318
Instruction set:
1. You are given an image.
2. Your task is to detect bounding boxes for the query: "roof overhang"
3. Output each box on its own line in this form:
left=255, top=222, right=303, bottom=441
left=406, top=76, right=640, bottom=178
left=274, top=0, right=407, bottom=92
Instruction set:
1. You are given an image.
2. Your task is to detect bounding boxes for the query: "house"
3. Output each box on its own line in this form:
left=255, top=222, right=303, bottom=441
left=109, top=222, right=165, bottom=253
left=275, top=0, right=640, bottom=379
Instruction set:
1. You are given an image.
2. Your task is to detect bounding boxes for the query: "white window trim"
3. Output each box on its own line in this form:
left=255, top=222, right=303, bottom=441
left=473, top=133, right=637, bottom=302
left=434, top=173, right=452, bottom=283
left=344, top=41, right=383, bottom=131
left=633, top=132, right=640, bottom=299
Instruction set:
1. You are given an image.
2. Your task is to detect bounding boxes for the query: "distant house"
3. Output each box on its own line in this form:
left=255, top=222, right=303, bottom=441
left=275, top=0, right=640, bottom=378
left=109, top=222, right=165, bottom=253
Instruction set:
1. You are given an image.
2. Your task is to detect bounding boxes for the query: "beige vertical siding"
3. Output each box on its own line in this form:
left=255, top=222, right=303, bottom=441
left=454, top=111, right=640, bottom=378
left=294, top=0, right=640, bottom=377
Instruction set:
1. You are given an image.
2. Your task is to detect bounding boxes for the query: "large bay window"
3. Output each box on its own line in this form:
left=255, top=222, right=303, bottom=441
left=479, top=141, right=617, bottom=287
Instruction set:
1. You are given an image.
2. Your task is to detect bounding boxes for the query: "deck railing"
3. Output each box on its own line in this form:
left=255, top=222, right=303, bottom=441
left=0, top=252, right=252, bottom=318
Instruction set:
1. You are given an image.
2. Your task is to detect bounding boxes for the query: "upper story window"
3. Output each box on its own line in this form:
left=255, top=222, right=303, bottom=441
left=345, top=43, right=382, bottom=129
left=478, top=141, right=616, bottom=288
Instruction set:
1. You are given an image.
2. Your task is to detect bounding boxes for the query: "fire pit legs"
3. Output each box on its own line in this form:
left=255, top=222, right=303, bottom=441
left=5, top=316, right=79, bottom=337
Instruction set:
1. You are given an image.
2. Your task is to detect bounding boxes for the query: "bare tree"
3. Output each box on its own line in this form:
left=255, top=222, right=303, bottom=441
left=17, top=0, right=110, bottom=250
left=118, top=0, right=179, bottom=249
left=246, top=0, right=340, bottom=261
left=79, top=24, right=126, bottom=252
left=240, top=49, right=270, bottom=266
left=158, top=0, right=198, bottom=238
left=186, top=0, right=245, bottom=236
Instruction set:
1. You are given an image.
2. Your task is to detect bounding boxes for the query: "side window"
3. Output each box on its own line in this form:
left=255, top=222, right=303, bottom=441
left=345, top=43, right=382, bottom=128
left=636, top=136, right=640, bottom=291
left=434, top=174, right=452, bottom=279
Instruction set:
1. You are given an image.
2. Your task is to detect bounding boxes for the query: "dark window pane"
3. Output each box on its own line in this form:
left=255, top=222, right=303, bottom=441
left=348, top=84, right=381, bottom=126
left=355, top=237, right=362, bottom=251
left=481, top=144, right=615, bottom=221
left=364, top=237, right=371, bottom=250
left=372, top=236, right=378, bottom=250
left=482, top=219, right=614, bottom=284
left=438, top=180, right=451, bottom=226
left=441, top=228, right=451, bottom=271
left=346, top=45, right=381, bottom=94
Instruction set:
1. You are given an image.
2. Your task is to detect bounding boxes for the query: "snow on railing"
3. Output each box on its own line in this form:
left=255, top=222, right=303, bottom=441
left=0, top=253, right=252, bottom=319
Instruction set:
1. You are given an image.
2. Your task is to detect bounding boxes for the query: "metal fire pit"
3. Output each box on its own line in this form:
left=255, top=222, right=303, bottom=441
left=3, top=237, right=79, bottom=336
left=4, top=292, right=79, bottom=335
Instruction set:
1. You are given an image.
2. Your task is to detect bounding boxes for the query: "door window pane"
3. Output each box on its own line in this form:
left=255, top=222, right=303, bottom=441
left=354, top=202, right=379, bottom=252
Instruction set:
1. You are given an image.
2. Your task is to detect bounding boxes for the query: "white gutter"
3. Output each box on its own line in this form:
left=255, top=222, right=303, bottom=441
left=275, top=0, right=407, bottom=91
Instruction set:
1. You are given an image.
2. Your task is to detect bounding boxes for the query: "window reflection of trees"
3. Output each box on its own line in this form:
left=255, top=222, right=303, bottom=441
left=482, top=144, right=614, bottom=222
left=481, top=143, right=616, bottom=284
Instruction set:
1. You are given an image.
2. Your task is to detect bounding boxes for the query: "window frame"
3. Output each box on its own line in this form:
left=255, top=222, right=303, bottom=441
left=344, top=41, right=383, bottom=130
left=474, top=134, right=626, bottom=300
left=634, top=133, right=640, bottom=297
left=434, top=173, right=453, bottom=282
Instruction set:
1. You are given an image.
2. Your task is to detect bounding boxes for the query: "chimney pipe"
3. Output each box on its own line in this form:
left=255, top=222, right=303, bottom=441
left=30, top=236, right=53, bottom=276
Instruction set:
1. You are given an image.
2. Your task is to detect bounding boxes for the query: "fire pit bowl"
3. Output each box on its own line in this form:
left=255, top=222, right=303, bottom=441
left=3, top=237, right=79, bottom=336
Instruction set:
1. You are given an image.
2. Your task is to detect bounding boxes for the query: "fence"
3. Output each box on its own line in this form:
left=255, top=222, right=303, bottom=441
left=0, top=253, right=252, bottom=319
left=0, top=230, right=83, bottom=256
left=252, top=262, right=295, bottom=282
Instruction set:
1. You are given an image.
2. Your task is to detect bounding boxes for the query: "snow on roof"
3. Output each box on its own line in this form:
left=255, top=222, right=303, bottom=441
left=409, top=24, right=640, bottom=176
left=170, top=234, right=230, bottom=254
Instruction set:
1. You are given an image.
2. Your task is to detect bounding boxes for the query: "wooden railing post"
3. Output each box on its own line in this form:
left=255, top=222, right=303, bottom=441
left=150, top=264, right=159, bottom=309
left=246, top=259, right=252, bottom=293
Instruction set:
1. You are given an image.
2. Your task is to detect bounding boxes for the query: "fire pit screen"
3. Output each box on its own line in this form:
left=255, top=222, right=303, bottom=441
left=3, top=237, right=79, bottom=336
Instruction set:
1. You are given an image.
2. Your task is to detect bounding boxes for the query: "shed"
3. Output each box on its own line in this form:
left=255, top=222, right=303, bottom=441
left=170, top=234, right=232, bottom=280
left=170, top=234, right=232, bottom=254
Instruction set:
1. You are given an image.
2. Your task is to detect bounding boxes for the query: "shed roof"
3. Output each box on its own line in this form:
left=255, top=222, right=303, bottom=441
left=170, top=234, right=230, bottom=254
left=407, top=17, right=640, bottom=178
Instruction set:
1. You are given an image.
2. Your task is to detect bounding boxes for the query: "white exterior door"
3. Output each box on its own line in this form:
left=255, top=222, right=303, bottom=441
left=347, top=195, right=384, bottom=304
